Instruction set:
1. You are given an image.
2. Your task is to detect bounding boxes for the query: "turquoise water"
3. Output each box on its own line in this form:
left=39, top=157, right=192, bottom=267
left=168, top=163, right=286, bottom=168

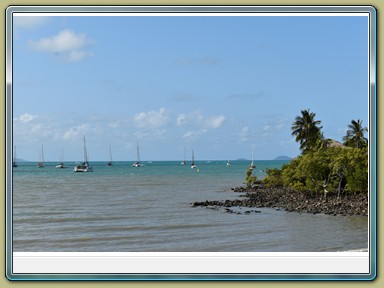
left=11, top=160, right=368, bottom=252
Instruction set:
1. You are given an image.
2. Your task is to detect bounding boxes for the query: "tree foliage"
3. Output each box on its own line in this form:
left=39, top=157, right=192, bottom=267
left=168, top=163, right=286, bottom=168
left=291, top=109, right=323, bottom=154
left=264, top=147, right=368, bottom=195
left=343, top=119, right=368, bottom=148
left=245, top=167, right=257, bottom=189
left=263, top=111, right=368, bottom=196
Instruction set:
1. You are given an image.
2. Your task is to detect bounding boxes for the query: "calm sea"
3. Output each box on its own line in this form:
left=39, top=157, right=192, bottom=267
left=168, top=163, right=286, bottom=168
left=12, top=160, right=368, bottom=252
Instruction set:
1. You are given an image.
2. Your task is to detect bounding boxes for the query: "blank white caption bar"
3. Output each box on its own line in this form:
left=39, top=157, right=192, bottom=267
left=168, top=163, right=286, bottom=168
left=13, top=252, right=370, bottom=274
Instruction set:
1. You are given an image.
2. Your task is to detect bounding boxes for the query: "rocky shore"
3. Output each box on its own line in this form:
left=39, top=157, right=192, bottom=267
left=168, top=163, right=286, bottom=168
left=191, top=184, right=368, bottom=216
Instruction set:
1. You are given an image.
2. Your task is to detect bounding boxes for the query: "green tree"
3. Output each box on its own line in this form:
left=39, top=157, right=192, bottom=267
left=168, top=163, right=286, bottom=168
left=245, top=168, right=257, bottom=190
left=263, top=147, right=368, bottom=196
left=263, top=168, right=284, bottom=187
left=342, top=119, right=368, bottom=149
left=291, top=109, right=323, bottom=154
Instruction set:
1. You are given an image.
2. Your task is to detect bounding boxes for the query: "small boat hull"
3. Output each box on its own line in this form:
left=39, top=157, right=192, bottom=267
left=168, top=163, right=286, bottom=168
left=74, top=164, right=93, bottom=172
left=56, top=163, right=65, bottom=169
left=132, top=162, right=142, bottom=167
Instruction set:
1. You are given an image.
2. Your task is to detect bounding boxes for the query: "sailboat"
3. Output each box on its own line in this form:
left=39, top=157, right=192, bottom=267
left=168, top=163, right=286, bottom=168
left=132, top=141, right=142, bottom=167
left=249, top=144, right=256, bottom=170
left=56, top=147, right=65, bottom=168
left=181, top=146, right=186, bottom=165
left=13, top=146, right=18, bottom=167
left=74, top=136, right=93, bottom=172
left=106, top=145, right=113, bottom=166
left=37, top=145, right=45, bottom=168
left=190, top=150, right=196, bottom=169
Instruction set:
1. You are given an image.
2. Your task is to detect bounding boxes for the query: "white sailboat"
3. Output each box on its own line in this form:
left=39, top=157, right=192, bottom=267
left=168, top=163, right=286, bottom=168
left=13, top=146, right=18, bottom=167
left=249, top=144, right=256, bottom=170
left=106, top=145, right=113, bottom=166
left=74, top=136, right=93, bottom=172
left=132, top=141, right=142, bottom=167
left=191, top=150, right=196, bottom=169
left=181, top=146, right=186, bottom=165
left=56, top=147, right=65, bottom=168
left=37, top=145, right=45, bottom=168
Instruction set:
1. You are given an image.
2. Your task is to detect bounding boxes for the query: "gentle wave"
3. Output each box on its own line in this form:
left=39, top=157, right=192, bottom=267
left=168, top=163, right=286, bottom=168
left=12, top=161, right=368, bottom=252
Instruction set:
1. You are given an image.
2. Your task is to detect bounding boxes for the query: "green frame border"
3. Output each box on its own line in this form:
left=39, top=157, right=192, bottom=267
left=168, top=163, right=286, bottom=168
left=3, top=1, right=378, bottom=281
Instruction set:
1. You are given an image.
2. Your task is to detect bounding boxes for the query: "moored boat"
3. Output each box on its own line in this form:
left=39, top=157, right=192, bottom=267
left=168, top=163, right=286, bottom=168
left=106, top=145, right=113, bottom=166
left=56, top=148, right=65, bottom=168
left=74, top=136, right=93, bottom=172
left=191, top=150, right=196, bottom=169
left=132, top=140, right=142, bottom=167
left=249, top=145, right=256, bottom=170
left=37, top=145, right=45, bottom=168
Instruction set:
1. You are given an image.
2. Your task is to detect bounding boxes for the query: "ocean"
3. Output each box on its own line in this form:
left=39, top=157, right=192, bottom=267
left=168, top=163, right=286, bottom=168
left=11, top=160, right=368, bottom=252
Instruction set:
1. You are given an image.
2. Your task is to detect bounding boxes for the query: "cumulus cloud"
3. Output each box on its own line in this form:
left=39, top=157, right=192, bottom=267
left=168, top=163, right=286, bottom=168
left=205, top=115, right=225, bottom=129
left=182, top=129, right=207, bottom=140
left=13, top=113, right=57, bottom=144
left=176, top=110, right=223, bottom=127
left=134, top=107, right=170, bottom=129
left=28, top=29, right=93, bottom=62
left=62, top=124, right=89, bottom=140
left=13, top=16, right=49, bottom=29
left=176, top=114, right=186, bottom=126
left=18, top=113, right=37, bottom=123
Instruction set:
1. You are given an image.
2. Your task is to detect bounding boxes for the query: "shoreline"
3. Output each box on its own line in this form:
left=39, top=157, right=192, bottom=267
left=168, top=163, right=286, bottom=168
left=192, top=184, right=368, bottom=216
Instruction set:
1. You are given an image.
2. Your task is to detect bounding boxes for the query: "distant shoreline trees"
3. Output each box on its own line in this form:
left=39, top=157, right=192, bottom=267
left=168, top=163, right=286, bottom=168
left=263, top=110, right=368, bottom=197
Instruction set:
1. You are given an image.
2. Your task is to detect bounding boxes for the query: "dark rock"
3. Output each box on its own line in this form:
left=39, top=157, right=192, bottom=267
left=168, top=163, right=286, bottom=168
left=193, top=183, right=368, bottom=216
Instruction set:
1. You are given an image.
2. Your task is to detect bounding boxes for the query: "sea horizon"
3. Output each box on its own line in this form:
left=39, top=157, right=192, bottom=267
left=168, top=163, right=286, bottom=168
left=12, top=160, right=367, bottom=252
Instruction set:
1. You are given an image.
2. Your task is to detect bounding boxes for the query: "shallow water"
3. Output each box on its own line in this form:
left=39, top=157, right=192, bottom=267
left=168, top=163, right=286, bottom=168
left=11, top=161, right=368, bottom=252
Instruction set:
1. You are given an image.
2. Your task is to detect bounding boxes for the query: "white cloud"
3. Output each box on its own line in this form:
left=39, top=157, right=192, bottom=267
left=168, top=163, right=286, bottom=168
left=28, top=29, right=93, bottom=62
left=62, top=124, right=89, bottom=140
left=175, top=110, right=225, bottom=129
left=14, top=16, right=49, bottom=29
left=206, top=115, right=225, bottom=129
left=68, top=50, right=86, bottom=62
left=176, top=114, right=186, bottom=126
left=134, top=107, right=169, bottom=129
left=13, top=113, right=57, bottom=145
left=18, top=113, right=37, bottom=123
left=263, top=125, right=271, bottom=131
left=182, top=129, right=207, bottom=140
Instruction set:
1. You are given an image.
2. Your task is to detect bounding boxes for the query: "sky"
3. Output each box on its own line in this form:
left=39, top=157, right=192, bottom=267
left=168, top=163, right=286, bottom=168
left=11, top=12, right=370, bottom=162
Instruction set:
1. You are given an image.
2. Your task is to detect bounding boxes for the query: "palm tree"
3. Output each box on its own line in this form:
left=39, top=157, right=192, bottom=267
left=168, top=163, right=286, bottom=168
left=342, top=119, right=368, bottom=148
left=291, top=109, right=323, bottom=154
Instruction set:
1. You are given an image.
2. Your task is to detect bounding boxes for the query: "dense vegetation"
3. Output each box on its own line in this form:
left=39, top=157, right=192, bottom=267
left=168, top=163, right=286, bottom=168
left=262, top=109, right=368, bottom=197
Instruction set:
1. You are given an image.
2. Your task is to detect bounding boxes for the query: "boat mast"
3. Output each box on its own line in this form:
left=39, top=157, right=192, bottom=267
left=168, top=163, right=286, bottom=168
left=83, top=136, right=88, bottom=164
left=136, top=140, right=141, bottom=163
left=60, top=147, right=64, bottom=162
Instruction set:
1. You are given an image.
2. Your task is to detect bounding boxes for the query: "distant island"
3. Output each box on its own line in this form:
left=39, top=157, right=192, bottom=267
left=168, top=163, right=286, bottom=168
left=273, top=156, right=292, bottom=161
left=235, top=156, right=292, bottom=161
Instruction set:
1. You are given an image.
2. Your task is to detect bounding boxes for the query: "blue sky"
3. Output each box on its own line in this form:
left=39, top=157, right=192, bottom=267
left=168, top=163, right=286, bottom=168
left=12, top=13, right=369, bottom=161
